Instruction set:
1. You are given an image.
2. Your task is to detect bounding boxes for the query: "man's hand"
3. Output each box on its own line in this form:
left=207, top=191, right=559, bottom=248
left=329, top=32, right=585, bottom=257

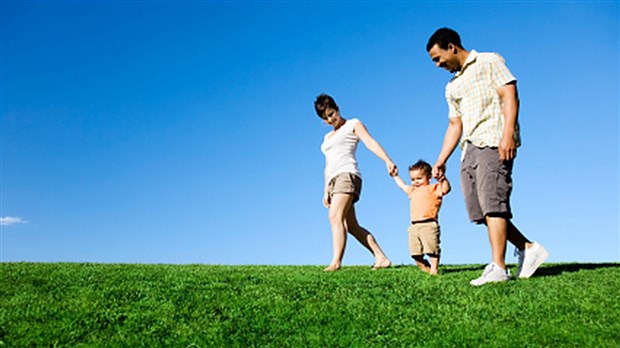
left=499, top=136, right=517, bottom=161
left=432, top=162, right=446, bottom=180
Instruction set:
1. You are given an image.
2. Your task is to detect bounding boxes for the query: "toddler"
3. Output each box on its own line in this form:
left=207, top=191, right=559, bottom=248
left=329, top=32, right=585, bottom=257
left=392, top=160, right=450, bottom=274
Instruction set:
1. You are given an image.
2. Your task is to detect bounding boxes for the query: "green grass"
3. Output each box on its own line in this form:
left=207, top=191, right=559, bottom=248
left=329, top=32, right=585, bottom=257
left=1, top=262, right=619, bottom=347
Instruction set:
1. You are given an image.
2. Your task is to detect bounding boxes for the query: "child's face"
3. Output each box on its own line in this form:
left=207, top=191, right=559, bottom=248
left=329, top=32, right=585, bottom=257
left=409, top=169, right=431, bottom=187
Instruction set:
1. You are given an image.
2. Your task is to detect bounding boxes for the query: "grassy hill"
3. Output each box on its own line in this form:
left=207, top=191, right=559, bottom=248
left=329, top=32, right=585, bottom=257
left=1, top=262, right=619, bottom=347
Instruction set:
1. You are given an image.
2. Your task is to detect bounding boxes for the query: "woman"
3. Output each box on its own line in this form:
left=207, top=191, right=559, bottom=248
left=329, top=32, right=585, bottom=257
left=315, top=93, right=396, bottom=271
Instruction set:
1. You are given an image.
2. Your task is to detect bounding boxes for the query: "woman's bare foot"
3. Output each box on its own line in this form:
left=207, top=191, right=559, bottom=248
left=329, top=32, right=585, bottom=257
left=372, top=258, right=392, bottom=269
left=324, top=264, right=341, bottom=272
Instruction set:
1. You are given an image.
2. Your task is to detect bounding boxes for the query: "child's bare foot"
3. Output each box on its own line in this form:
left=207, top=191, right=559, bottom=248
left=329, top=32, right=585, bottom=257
left=324, top=264, right=341, bottom=272
left=414, top=258, right=431, bottom=273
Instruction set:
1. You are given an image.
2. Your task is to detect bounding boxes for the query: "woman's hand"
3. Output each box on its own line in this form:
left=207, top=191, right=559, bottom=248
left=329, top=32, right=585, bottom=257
left=323, top=192, right=331, bottom=208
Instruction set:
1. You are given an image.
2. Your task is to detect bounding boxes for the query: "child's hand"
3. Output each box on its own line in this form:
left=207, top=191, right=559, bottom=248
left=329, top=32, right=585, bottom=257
left=391, top=165, right=399, bottom=177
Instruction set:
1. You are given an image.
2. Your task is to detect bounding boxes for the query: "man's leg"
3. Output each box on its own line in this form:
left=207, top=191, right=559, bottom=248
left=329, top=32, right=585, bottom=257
left=470, top=216, right=511, bottom=286
left=508, top=221, right=549, bottom=278
left=490, top=218, right=548, bottom=278
left=485, top=216, right=508, bottom=269
left=507, top=221, right=531, bottom=250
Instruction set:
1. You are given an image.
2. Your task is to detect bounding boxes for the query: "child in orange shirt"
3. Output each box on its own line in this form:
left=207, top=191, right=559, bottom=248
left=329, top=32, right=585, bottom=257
left=392, top=160, right=451, bottom=274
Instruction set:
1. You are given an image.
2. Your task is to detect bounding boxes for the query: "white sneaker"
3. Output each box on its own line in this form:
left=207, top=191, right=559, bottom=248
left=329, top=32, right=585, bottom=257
left=516, top=242, right=549, bottom=278
left=470, top=263, right=511, bottom=286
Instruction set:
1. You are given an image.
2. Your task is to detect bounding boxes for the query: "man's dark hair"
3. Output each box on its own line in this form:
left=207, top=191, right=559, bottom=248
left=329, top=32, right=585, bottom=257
left=409, top=159, right=432, bottom=178
left=426, top=27, right=464, bottom=52
left=314, top=93, right=339, bottom=118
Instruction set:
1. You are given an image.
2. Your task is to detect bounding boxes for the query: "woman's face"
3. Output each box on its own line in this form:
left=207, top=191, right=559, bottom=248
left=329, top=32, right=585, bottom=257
left=322, top=107, right=344, bottom=128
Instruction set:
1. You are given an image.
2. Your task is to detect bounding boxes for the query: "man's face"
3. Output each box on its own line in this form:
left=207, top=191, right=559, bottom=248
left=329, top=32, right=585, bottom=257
left=428, top=43, right=461, bottom=73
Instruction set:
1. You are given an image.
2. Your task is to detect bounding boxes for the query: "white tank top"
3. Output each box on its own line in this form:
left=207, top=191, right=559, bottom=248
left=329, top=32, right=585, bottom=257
left=321, top=118, right=362, bottom=182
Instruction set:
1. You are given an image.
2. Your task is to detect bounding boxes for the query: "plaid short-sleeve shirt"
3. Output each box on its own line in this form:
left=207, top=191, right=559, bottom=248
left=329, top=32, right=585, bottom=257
left=446, top=50, right=520, bottom=149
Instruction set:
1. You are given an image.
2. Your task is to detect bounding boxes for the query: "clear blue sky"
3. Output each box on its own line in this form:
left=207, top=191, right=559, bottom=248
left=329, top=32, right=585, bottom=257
left=2, top=1, right=618, bottom=266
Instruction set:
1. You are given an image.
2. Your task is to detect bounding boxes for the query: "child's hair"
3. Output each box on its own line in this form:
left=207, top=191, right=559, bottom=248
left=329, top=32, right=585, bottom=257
left=409, top=160, right=432, bottom=178
left=314, top=93, right=339, bottom=118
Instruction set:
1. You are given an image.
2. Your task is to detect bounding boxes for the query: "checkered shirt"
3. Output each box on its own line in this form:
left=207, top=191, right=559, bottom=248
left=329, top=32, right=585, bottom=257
left=445, top=50, right=521, bottom=149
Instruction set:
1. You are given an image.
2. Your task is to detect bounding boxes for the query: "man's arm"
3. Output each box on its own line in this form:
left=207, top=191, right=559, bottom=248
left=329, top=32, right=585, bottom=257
left=433, top=117, right=462, bottom=179
left=497, top=81, right=519, bottom=161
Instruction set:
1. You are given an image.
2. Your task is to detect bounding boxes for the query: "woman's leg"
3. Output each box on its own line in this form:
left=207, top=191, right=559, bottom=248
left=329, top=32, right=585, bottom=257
left=325, top=193, right=355, bottom=271
left=345, top=205, right=391, bottom=268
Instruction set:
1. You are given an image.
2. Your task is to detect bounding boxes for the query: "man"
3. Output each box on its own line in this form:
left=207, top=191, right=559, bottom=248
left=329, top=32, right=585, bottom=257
left=426, top=28, right=548, bottom=286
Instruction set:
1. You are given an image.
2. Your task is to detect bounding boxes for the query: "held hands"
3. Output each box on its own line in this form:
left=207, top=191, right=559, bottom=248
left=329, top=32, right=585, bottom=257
left=386, top=162, right=398, bottom=177
left=432, top=162, right=446, bottom=181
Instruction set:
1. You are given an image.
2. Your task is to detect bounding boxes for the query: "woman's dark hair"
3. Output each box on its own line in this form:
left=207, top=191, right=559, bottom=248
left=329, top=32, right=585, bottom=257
left=426, top=27, right=464, bottom=52
left=314, top=93, right=339, bottom=118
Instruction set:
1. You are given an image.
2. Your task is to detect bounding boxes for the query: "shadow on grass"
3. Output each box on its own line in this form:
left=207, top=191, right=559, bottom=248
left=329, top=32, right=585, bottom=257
left=390, top=264, right=484, bottom=272
left=440, top=265, right=486, bottom=274
left=438, top=262, right=620, bottom=277
left=534, top=262, right=620, bottom=277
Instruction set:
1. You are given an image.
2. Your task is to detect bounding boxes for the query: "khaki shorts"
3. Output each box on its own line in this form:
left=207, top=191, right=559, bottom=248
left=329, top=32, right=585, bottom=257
left=461, top=143, right=513, bottom=223
left=328, top=172, right=362, bottom=203
left=407, top=221, right=441, bottom=256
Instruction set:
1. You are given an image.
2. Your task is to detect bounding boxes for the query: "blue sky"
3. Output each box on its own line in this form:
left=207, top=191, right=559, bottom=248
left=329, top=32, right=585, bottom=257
left=1, top=1, right=618, bottom=266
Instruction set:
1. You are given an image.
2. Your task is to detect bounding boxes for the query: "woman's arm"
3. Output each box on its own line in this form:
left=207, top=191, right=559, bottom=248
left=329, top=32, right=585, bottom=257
left=354, top=121, right=397, bottom=176
left=323, top=158, right=331, bottom=208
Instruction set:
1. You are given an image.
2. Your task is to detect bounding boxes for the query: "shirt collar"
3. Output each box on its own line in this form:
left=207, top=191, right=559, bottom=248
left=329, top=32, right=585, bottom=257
left=455, top=49, right=478, bottom=77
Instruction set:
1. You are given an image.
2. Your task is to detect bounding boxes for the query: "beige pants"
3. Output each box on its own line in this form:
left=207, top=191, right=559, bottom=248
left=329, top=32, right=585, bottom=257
left=328, top=172, right=362, bottom=203
left=407, top=221, right=441, bottom=256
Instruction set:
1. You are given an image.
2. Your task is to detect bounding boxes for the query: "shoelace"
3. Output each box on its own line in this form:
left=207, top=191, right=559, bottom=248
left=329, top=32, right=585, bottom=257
left=482, top=263, right=495, bottom=276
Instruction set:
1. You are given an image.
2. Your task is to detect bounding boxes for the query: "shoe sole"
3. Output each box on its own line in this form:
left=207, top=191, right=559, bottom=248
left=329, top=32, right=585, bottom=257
left=519, top=248, right=549, bottom=278
left=470, top=277, right=510, bottom=286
